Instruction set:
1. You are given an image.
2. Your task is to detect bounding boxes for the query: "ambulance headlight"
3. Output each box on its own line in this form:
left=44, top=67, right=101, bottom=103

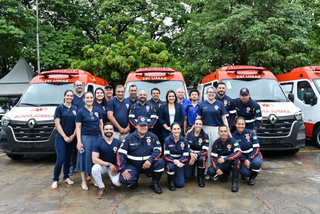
left=1, top=116, right=10, bottom=127
left=294, top=111, right=303, bottom=121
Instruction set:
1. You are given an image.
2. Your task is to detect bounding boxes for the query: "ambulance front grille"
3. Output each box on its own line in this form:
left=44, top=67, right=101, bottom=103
left=11, top=122, right=55, bottom=141
left=257, top=119, right=295, bottom=137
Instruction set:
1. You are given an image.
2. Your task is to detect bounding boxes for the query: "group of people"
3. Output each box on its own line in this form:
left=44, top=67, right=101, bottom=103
left=51, top=80, right=263, bottom=199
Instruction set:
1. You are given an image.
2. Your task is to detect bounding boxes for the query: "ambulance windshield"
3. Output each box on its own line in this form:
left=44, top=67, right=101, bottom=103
left=19, top=83, right=75, bottom=106
left=125, top=80, right=188, bottom=101
left=222, top=79, right=288, bottom=102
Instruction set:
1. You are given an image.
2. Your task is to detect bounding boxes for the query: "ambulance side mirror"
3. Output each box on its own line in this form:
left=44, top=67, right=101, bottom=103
left=288, top=93, right=294, bottom=103
left=303, top=92, right=317, bottom=106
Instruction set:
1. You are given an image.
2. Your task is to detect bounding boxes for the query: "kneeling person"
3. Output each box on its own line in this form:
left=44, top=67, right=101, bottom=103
left=92, top=123, right=121, bottom=199
left=207, top=125, right=242, bottom=192
left=117, top=116, right=164, bottom=194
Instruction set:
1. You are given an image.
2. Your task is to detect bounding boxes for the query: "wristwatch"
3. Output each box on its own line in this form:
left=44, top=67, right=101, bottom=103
left=107, top=162, right=111, bottom=167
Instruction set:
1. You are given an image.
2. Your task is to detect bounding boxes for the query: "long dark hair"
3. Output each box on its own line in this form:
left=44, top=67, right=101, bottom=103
left=193, top=118, right=205, bottom=140
left=93, top=87, right=107, bottom=107
left=165, top=90, right=177, bottom=105
left=63, top=89, right=74, bottom=103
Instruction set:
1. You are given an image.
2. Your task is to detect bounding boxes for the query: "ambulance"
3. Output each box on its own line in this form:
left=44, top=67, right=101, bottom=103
left=197, top=65, right=305, bottom=153
left=0, top=69, right=109, bottom=159
left=124, top=67, right=189, bottom=100
left=276, top=66, right=320, bottom=148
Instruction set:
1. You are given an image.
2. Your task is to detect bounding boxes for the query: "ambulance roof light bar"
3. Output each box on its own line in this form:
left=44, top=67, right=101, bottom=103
left=135, top=67, right=175, bottom=77
left=40, top=70, right=80, bottom=79
left=226, top=66, right=265, bottom=75
left=311, top=66, right=320, bottom=73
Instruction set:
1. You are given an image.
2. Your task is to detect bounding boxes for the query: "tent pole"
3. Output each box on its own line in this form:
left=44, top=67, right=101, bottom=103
left=36, top=0, right=40, bottom=73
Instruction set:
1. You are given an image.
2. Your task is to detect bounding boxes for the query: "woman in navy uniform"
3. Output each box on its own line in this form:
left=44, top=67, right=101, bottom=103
left=76, top=91, right=104, bottom=190
left=164, top=122, right=189, bottom=191
left=232, top=117, right=263, bottom=186
left=93, top=87, right=107, bottom=124
left=51, top=90, right=77, bottom=189
left=184, top=119, right=209, bottom=187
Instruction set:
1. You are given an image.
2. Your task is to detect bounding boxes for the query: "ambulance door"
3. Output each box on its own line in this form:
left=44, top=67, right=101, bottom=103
left=294, top=80, right=318, bottom=136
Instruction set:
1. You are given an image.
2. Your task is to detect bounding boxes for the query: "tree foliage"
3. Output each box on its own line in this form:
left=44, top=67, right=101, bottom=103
left=181, top=0, right=320, bottom=85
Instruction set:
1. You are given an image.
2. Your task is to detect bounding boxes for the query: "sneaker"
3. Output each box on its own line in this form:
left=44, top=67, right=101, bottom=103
left=51, top=181, right=58, bottom=189
left=69, top=166, right=75, bottom=176
left=212, top=174, right=219, bottom=181
left=205, top=174, right=211, bottom=180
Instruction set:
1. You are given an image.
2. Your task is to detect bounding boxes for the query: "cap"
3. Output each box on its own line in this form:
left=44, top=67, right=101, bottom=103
left=240, top=88, right=250, bottom=95
left=137, top=116, right=148, bottom=126
left=105, top=85, right=113, bottom=89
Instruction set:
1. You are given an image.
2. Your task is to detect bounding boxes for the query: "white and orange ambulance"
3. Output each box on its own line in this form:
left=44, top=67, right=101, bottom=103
left=0, top=69, right=109, bottom=159
left=198, top=65, right=305, bottom=153
left=124, top=67, right=189, bottom=100
left=276, top=66, right=320, bottom=147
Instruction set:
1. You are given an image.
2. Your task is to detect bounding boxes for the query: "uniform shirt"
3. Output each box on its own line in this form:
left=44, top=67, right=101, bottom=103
left=128, top=102, right=157, bottom=129
left=197, top=100, right=228, bottom=126
left=186, top=130, right=209, bottom=156
left=234, top=98, right=262, bottom=131
left=72, top=94, right=85, bottom=109
left=106, top=97, right=130, bottom=132
left=178, top=98, right=191, bottom=116
left=147, top=98, right=164, bottom=136
left=117, top=131, right=162, bottom=171
left=92, top=137, right=121, bottom=165
left=164, top=135, right=189, bottom=163
left=210, top=137, right=241, bottom=170
left=184, top=102, right=200, bottom=127
left=95, top=102, right=107, bottom=124
left=216, top=94, right=236, bottom=127
left=76, top=106, right=101, bottom=135
left=125, top=97, right=139, bottom=107
left=54, top=104, right=77, bottom=137
left=232, top=129, right=260, bottom=161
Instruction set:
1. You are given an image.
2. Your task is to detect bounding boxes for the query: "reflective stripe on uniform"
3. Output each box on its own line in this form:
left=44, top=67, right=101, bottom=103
left=230, top=110, right=236, bottom=114
left=118, top=148, right=127, bottom=155
left=252, top=144, right=260, bottom=148
left=242, top=148, right=253, bottom=153
left=170, top=154, right=181, bottom=158
left=128, top=114, right=135, bottom=118
left=245, top=119, right=255, bottom=123
left=183, top=152, right=189, bottom=156
left=202, top=146, right=209, bottom=150
left=211, top=153, right=218, bottom=157
left=127, top=155, right=150, bottom=161
left=164, top=150, right=170, bottom=154
left=234, top=148, right=241, bottom=152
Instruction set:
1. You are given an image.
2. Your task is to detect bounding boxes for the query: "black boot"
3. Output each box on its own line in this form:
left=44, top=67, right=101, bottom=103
left=149, top=172, right=163, bottom=194
left=130, top=176, right=139, bottom=189
left=231, top=167, right=240, bottom=192
left=197, top=167, right=205, bottom=187
left=167, top=174, right=175, bottom=191
left=221, top=172, right=230, bottom=182
left=248, top=171, right=259, bottom=186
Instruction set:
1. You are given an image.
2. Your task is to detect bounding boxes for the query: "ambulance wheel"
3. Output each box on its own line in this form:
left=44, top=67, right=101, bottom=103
left=6, top=154, right=24, bottom=160
left=312, top=127, right=320, bottom=148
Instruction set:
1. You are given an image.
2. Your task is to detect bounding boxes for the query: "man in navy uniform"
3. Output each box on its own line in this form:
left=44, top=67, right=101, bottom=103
left=234, top=88, right=262, bottom=133
left=147, top=88, right=164, bottom=139
left=216, top=82, right=236, bottom=127
left=129, top=90, right=157, bottom=131
left=117, top=116, right=164, bottom=194
left=207, top=125, right=242, bottom=192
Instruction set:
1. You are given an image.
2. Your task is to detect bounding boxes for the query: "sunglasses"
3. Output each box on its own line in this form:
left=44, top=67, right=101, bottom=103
left=89, top=112, right=94, bottom=120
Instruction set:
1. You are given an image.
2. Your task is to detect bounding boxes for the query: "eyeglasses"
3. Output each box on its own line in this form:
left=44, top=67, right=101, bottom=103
left=89, top=112, right=94, bottom=120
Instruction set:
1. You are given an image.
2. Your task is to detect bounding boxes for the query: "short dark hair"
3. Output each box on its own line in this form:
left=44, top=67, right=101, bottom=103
left=129, top=85, right=137, bottom=90
left=218, top=125, right=228, bottom=131
left=151, top=88, right=160, bottom=94
left=217, top=82, right=226, bottom=87
left=189, top=89, right=199, bottom=96
left=170, top=122, right=182, bottom=130
left=235, top=116, right=246, bottom=124
left=104, top=122, right=113, bottom=128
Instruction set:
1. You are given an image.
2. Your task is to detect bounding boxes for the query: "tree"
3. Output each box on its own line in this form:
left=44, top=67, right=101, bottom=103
left=180, top=0, right=320, bottom=86
left=70, top=30, right=182, bottom=85
left=0, top=0, right=35, bottom=76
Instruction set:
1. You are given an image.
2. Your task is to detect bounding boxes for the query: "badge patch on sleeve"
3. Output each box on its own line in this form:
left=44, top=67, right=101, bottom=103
left=256, top=109, right=260, bottom=113
left=234, top=142, right=239, bottom=146
left=253, top=136, right=258, bottom=140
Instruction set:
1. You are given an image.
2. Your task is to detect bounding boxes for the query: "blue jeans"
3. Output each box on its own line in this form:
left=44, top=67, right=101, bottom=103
left=53, top=135, right=76, bottom=181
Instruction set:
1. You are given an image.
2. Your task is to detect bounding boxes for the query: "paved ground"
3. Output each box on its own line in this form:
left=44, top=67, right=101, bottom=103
left=0, top=142, right=320, bottom=214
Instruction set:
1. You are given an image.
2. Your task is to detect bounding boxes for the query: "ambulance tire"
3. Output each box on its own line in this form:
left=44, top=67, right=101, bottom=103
left=312, top=127, right=320, bottom=148
left=6, top=154, right=24, bottom=160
